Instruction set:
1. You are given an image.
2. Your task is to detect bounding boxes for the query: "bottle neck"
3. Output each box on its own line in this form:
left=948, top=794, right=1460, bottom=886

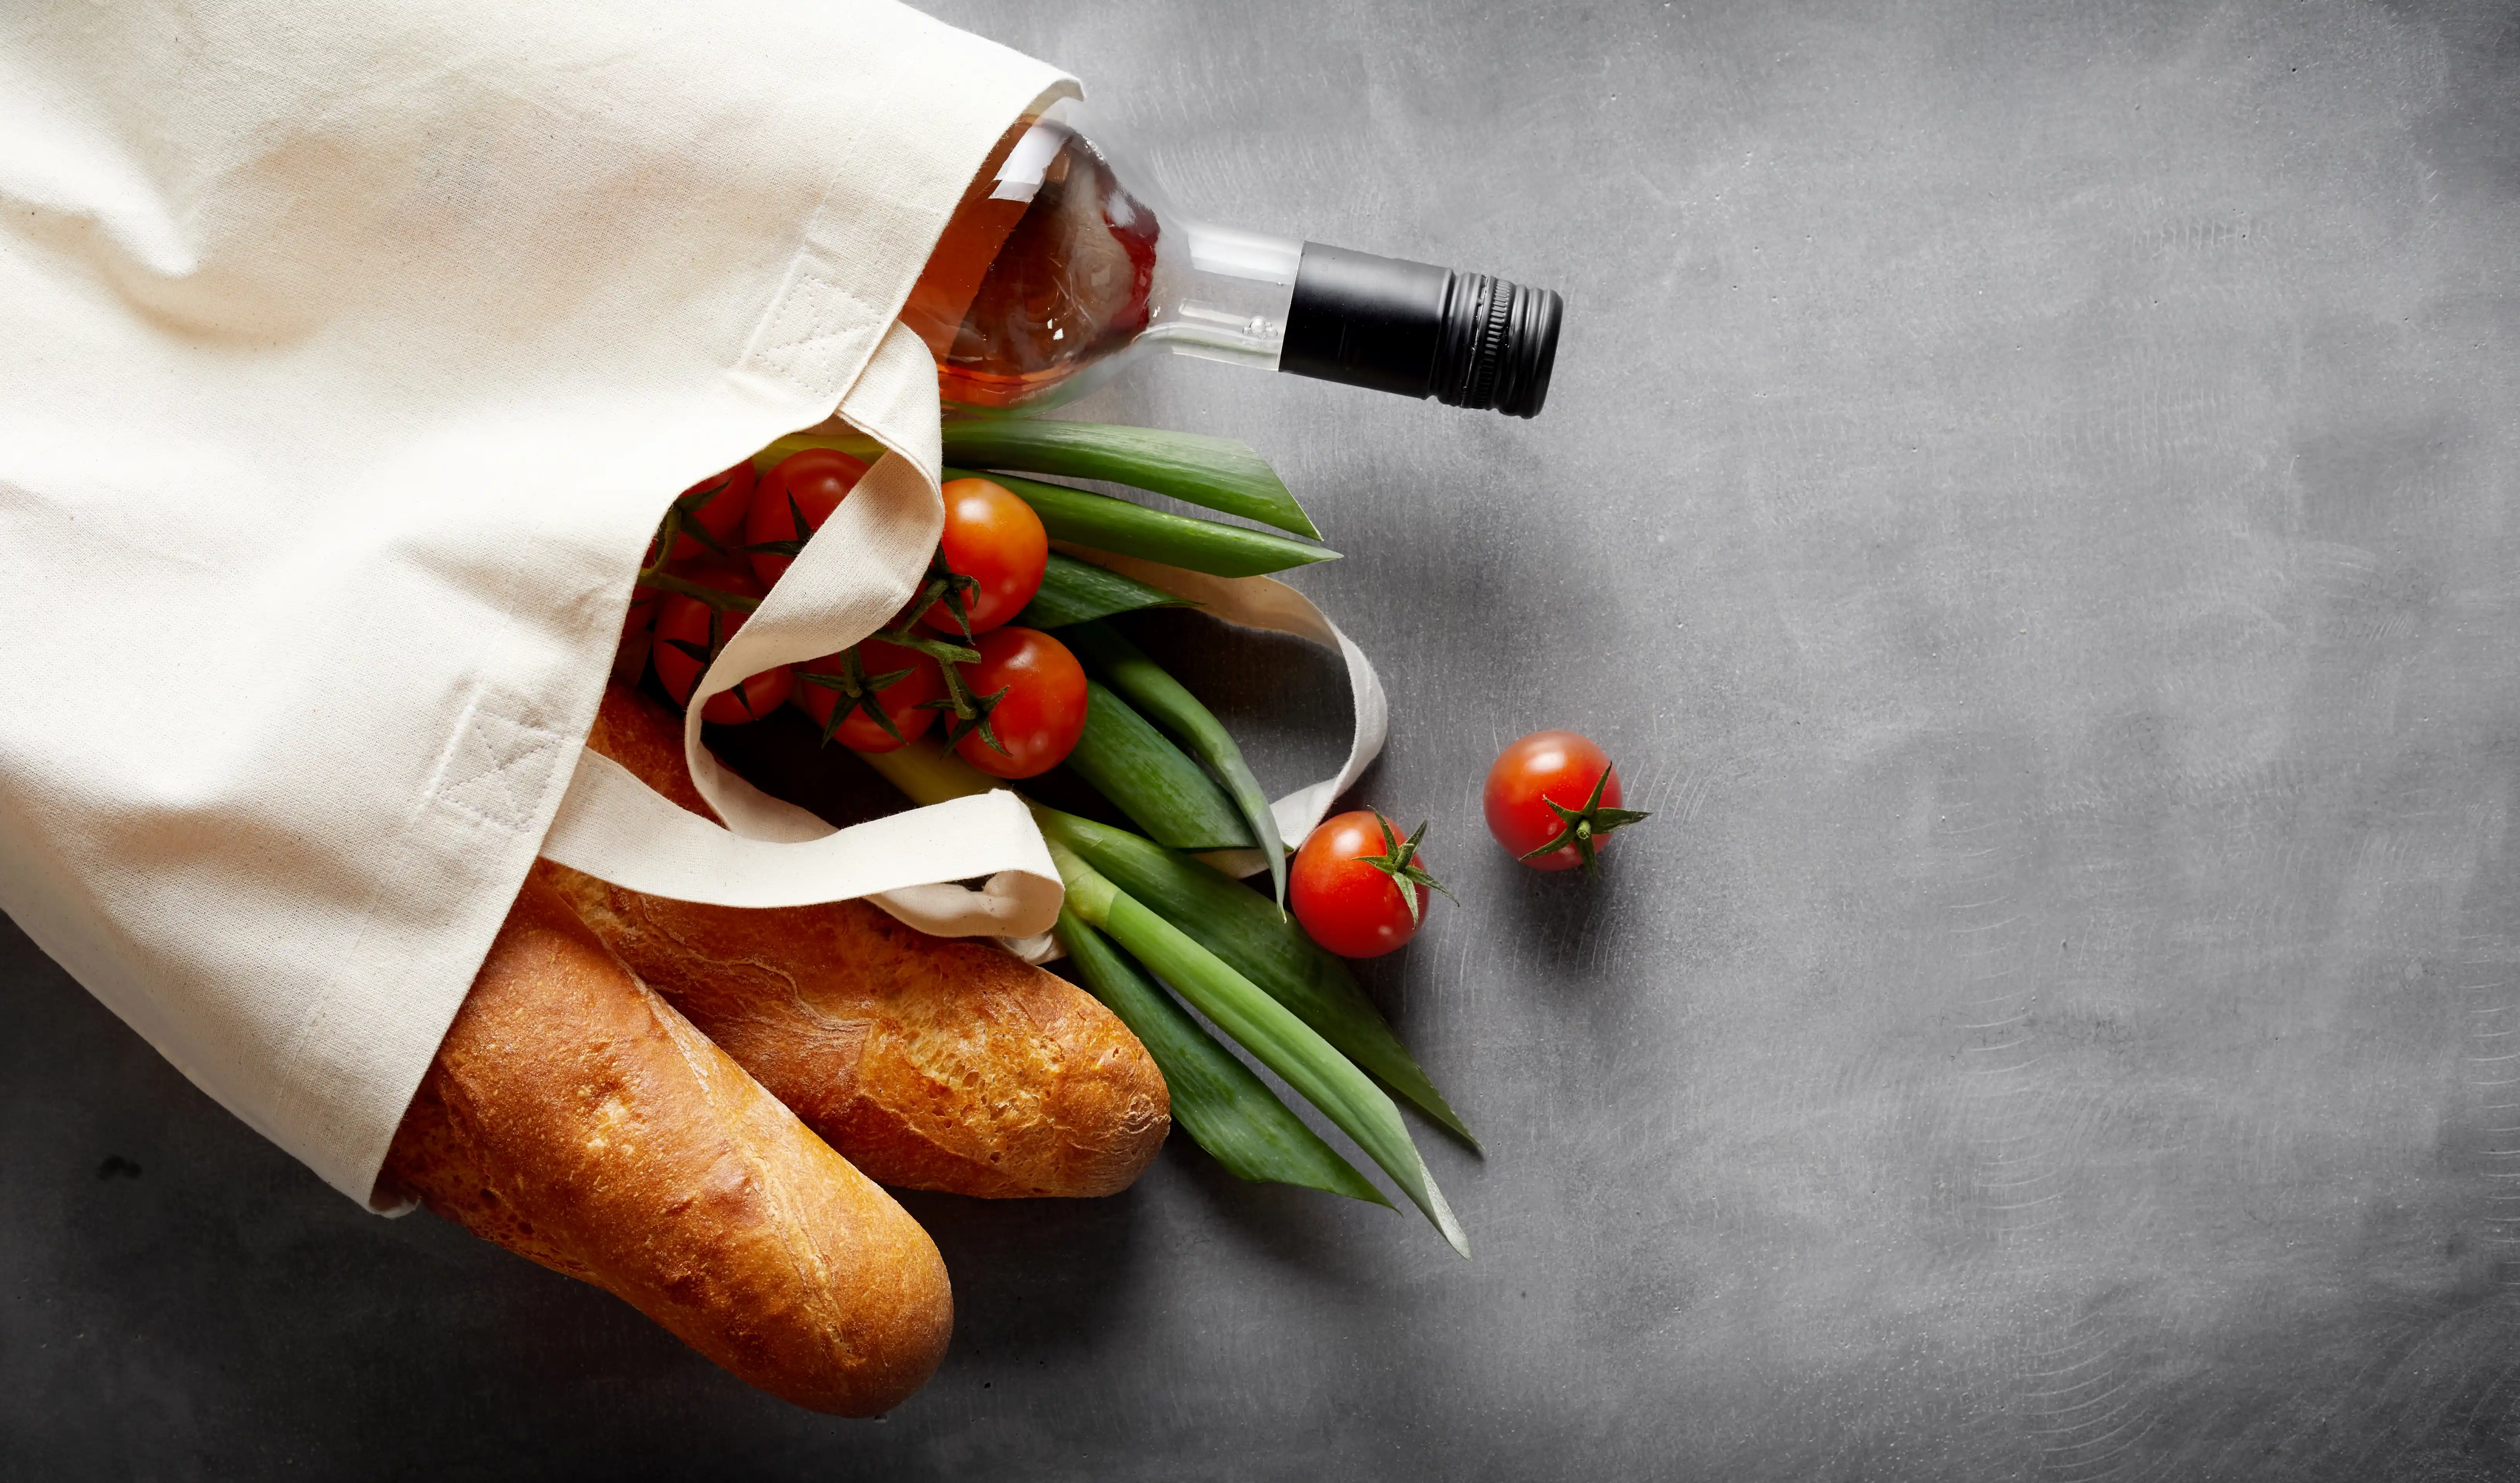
left=1137, top=221, right=1298, bottom=372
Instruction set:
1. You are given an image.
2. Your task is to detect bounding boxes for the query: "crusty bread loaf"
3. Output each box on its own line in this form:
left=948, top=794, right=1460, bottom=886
left=548, top=684, right=1170, bottom=1200
left=379, top=872, right=952, bottom=1416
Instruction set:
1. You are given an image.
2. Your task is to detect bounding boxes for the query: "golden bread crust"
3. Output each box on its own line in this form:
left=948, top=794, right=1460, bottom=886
left=380, top=874, right=953, bottom=1416
left=567, top=684, right=1169, bottom=1199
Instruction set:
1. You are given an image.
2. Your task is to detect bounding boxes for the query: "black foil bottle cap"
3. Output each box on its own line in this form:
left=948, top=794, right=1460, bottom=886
left=1279, top=243, right=1563, bottom=417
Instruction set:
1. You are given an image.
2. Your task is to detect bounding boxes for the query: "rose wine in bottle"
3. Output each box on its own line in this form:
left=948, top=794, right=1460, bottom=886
left=903, top=103, right=1563, bottom=418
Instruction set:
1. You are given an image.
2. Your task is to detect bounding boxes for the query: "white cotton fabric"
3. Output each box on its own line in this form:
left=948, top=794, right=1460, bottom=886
left=0, top=0, right=1073, bottom=1205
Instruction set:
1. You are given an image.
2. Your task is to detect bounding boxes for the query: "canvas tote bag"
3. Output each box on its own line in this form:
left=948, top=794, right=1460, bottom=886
left=0, top=0, right=1398, bottom=1215
left=0, top=0, right=1084, bottom=1207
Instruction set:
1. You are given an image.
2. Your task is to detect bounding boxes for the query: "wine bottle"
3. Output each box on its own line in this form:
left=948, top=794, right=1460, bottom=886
left=903, top=103, right=1563, bottom=419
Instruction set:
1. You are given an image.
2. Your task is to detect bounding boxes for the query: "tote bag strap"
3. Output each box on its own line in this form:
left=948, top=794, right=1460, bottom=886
left=1048, top=550, right=1391, bottom=881
left=538, top=321, right=1063, bottom=939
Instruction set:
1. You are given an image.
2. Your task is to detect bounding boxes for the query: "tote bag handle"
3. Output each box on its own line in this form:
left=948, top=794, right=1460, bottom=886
left=537, top=321, right=1064, bottom=939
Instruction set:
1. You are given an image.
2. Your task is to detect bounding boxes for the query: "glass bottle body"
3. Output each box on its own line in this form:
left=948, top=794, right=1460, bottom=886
left=905, top=106, right=1298, bottom=415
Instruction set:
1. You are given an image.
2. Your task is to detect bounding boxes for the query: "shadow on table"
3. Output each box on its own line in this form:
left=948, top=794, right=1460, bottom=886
left=890, top=1182, right=1146, bottom=1357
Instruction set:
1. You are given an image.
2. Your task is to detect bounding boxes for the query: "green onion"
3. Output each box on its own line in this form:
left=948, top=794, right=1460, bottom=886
left=755, top=426, right=1333, bottom=576
left=853, top=739, right=1479, bottom=1152
left=855, top=742, right=1467, bottom=1251
left=1037, top=806, right=1478, bottom=1150
left=1047, top=838, right=1467, bottom=1257
left=1056, top=909, right=1386, bottom=1204
left=1065, top=680, right=1255, bottom=851
left=1062, top=620, right=1291, bottom=918
left=751, top=430, right=880, bottom=474
left=755, top=428, right=1334, bottom=575
left=853, top=734, right=996, bottom=805
left=754, top=426, right=1320, bottom=541
left=955, top=468, right=1337, bottom=579
left=939, top=421, right=1320, bottom=539
left=1015, top=551, right=1190, bottom=630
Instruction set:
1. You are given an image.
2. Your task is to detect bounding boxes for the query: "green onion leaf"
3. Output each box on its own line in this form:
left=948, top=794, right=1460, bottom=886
left=1016, top=551, right=1192, bottom=630
left=853, top=738, right=1478, bottom=1153
left=853, top=741, right=1473, bottom=1251
left=941, top=421, right=1320, bottom=539
left=1057, top=910, right=1386, bottom=1203
left=755, top=427, right=1323, bottom=544
left=1064, top=679, right=1255, bottom=851
left=852, top=733, right=996, bottom=805
left=752, top=431, right=880, bottom=471
left=1038, top=806, right=1478, bottom=1152
left=958, top=469, right=1338, bottom=579
left=1062, top=619, right=1291, bottom=917
left=1043, top=839, right=1466, bottom=1257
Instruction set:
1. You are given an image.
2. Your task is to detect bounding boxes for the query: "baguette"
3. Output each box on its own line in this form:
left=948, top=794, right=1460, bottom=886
left=379, top=872, right=951, bottom=1416
left=547, top=684, right=1170, bottom=1199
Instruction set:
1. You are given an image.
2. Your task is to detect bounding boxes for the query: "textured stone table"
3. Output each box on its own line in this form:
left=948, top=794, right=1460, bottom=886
left=8, top=1, right=2520, bottom=1476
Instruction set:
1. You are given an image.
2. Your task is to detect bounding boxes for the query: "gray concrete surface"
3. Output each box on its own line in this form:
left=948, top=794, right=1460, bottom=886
left=9, top=0, right=2520, bottom=1476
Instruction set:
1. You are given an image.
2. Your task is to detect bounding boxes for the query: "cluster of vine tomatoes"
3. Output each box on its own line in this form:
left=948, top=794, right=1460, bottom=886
left=621, top=450, right=1089, bottom=780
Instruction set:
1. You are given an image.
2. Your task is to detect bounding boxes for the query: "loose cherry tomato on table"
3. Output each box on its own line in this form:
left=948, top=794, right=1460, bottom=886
left=746, top=448, right=870, bottom=587
left=1483, top=730, right=1652, bottom=873
left=661, top=461, right=757, bottom=562
left=948, top=625, right=1086, bottom=779
left=790, top=637, right=944, bottom=752
left=1290, top=811, right=1452, bottom=959
left=922, top=477, right=1047, bottom=636
left=651, top=571, right=791, bottom=725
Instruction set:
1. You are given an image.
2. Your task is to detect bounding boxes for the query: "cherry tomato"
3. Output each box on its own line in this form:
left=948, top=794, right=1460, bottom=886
left=746, top=448, right=870, bottom=587
left=651, top=571, right=791, bottom=725
left=922, top=477, right=1047, bottom=636
left=663, top=461, right=757, bottom=563
left=1290, top=810, right=1443, bottom=959
left=789, top=637, right=944, bottom=752
left=950, top=626, right=1086, bottom=778
left=1483, top=730, right=1649, bottom=872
